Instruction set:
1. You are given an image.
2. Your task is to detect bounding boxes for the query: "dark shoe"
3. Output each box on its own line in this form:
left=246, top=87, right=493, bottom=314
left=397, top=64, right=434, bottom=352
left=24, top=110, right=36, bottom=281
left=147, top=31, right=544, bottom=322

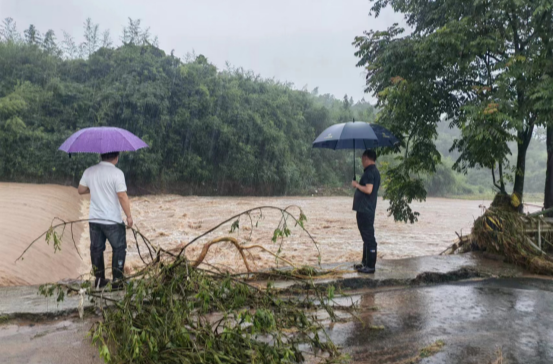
left=357, top=267, right=375, bottom=274
left=110, top=280, right=128, bottom=291
left=353, top=263, right=364, bottom=270
left=94, top=277, right=110, bottom=289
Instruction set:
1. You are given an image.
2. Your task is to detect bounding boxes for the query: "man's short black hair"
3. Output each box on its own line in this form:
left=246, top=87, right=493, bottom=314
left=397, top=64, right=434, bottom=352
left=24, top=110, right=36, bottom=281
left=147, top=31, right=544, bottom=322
left=101, top=152, right=120, bottom=161
left=362, top=149, right=377, bottom=162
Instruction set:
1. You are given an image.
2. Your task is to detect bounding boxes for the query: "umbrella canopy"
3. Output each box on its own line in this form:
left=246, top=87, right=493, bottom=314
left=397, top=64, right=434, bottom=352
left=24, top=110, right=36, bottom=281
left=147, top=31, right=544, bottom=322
left=59, top=127, right=148, bottom=154
left=312, top=121, right=399, bottom=180
left=312, top=121, right=398, bottom=150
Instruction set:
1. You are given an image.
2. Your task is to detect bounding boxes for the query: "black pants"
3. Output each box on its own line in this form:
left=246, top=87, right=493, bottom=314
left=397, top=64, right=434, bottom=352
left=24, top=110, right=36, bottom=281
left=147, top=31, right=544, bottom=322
left=356, top=212, right=377, bottom=269
left=90, top=223, right=127, bottom=281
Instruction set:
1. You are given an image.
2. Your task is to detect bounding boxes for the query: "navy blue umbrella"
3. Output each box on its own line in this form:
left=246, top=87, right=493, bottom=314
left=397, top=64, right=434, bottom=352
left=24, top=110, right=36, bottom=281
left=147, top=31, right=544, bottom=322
left=313, top=120, right=399, bottom=180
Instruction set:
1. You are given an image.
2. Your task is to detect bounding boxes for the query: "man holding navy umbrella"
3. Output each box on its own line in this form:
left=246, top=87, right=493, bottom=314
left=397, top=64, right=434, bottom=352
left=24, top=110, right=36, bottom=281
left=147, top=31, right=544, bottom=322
left=352, top=149, right=380, bottom=274
left=312, top=120, right=396, bottom=275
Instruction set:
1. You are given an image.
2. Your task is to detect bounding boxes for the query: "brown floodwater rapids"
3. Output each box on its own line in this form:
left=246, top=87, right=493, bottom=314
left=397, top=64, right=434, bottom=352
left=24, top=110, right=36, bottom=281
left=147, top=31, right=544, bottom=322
left=84, top=195, right=539, bottom=275
left=0, top=182, right=541, bottom=285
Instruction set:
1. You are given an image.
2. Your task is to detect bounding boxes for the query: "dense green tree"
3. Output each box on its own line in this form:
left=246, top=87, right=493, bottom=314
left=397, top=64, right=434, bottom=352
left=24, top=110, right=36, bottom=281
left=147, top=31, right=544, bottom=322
left=80, top=18, right=100, bottom=57
left=24, top=25, right=42, bottom=46
left=0, top=18, right=375, bottom=194
left=2, top=16, right=547, bottom=203
left=42, top=30, right=61, bottom=57
left=0, top=18, right=20, bottom=43
left=354, top=0, right=553, bottom=220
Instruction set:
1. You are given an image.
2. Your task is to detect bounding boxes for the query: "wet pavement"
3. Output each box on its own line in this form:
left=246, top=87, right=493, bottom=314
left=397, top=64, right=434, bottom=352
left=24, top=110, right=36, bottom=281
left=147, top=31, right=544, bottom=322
left=0, top=284, right=121, bottom=319
left=271, top=252, right=527, bottom=290
left=0, top=317, right=102, bottom=364
left=2, top=254, right=552, bottom=364
left=328, top=278, right=553, bottom=364
left=1, top=253, right=524, bottom=318
left=4, top=277, right=553, bottom=364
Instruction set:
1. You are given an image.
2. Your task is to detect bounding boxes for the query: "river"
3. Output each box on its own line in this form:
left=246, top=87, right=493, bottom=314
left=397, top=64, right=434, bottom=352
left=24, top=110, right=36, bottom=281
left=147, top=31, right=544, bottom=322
left=1, top=182, right=540, bottom=284
left=108, top=195, right=501, bottom=273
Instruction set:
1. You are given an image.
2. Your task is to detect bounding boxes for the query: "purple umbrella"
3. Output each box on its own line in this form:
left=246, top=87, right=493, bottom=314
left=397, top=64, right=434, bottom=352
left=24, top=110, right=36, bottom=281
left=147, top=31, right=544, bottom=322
left=59, top=127, right=148, bottom=154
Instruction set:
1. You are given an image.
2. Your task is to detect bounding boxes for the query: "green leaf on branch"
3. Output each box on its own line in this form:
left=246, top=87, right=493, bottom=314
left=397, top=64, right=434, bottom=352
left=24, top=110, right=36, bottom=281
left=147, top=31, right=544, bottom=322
left=230, top=219, right=239, bottom=233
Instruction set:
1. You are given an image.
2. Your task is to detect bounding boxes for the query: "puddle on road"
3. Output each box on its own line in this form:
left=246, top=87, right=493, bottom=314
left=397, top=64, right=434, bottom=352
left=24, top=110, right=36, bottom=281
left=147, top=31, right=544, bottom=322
left=325, top=278, right=553, bottom=364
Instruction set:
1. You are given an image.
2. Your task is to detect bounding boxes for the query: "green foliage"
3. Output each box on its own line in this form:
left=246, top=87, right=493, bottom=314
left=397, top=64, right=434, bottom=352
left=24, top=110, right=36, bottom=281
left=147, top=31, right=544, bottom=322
left=31, top=207, right=353, bottom=364
left=382, top=163, right=425, bottom=223
left=434, top=120, right=547, bottom=196
left=45, top=226, right=63, bottom=253
left=355, top=0, right=553, bottom=218
left=84, top=262, right=348, bottom=363
left=0, top=18, right=376, bottom=195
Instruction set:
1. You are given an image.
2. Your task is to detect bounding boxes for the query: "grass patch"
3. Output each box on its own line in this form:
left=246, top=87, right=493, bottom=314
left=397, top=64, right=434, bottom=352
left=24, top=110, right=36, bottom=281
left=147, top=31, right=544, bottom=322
left=368, top=325, right=385, bottom=330
left=399, top=340, right=446, bottom=364
left=419, top=339, right=445, bottom=358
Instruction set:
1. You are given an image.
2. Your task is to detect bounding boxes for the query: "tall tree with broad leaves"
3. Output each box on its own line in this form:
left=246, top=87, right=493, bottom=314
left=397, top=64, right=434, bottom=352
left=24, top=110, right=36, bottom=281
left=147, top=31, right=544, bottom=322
left=354, top=0, right=553, bottom=221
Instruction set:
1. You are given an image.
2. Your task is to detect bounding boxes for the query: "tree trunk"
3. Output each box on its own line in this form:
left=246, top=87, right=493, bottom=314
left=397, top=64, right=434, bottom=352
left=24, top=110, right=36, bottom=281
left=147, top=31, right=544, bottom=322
left=513, top=134, right=531, bottom=210
left=545, top=125, right=553, bottom=214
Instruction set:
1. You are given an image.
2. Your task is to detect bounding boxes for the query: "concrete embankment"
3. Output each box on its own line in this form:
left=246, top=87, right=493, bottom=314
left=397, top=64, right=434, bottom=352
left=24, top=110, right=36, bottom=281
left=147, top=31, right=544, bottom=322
left=0, top=183, right=87, bottom=286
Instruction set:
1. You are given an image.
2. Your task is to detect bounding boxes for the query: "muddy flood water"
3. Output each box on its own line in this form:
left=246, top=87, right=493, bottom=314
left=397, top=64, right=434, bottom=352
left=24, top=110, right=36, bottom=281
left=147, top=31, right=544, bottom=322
left=1, top=181, right=540, bottom=285
left=82, top=195, right=539, bottom=275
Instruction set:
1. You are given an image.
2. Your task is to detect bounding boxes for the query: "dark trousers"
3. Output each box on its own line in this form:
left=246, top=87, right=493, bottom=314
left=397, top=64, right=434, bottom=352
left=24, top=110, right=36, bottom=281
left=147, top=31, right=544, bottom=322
left=356, top=212, right=377, bottom=269
left=90, top=223, right=127, bottom=281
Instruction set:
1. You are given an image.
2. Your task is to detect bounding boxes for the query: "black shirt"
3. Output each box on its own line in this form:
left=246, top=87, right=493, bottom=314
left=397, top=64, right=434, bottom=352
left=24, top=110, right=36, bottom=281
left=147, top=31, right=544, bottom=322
left=353, top=164, right=380, bottom=214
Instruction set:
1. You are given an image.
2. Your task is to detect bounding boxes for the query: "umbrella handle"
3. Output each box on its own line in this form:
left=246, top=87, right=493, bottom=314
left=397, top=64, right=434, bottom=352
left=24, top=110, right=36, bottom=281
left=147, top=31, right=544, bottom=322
left=353, top=140, right=356, bottom=181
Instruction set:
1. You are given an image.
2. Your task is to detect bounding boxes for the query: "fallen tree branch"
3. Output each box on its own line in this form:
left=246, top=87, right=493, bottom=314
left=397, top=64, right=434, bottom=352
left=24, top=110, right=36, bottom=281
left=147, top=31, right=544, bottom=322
left=19, top=206, right=353, bottom=364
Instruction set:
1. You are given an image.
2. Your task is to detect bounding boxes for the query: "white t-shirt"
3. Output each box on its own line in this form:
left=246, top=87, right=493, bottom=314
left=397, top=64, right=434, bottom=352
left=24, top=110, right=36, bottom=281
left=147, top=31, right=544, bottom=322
left=79, top=162, right=127, bottom=224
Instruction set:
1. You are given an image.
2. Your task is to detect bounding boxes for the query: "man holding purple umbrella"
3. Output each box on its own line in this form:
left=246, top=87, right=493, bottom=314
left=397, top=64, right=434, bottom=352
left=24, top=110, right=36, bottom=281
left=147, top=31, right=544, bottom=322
left=78, top=151, right=133, bottom=289
left=59, top=126, right=148, bottom=289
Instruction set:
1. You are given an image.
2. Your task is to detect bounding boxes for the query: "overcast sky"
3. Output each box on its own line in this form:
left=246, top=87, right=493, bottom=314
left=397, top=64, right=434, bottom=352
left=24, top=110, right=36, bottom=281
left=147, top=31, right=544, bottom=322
left=1, top=0, right=405, bottom=102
